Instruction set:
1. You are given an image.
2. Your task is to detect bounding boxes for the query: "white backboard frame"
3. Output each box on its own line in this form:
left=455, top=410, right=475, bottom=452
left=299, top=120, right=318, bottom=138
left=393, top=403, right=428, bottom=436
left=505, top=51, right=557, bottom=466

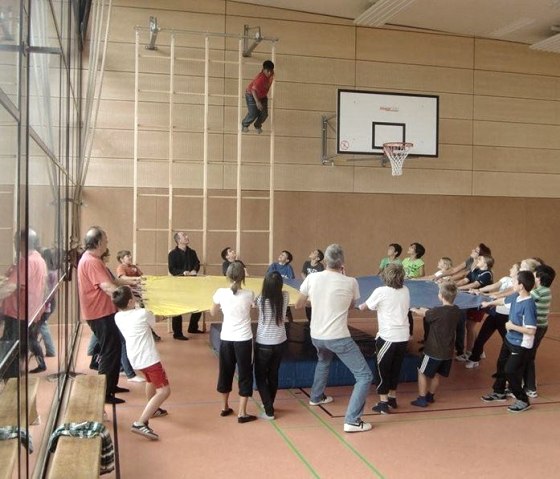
left=337, top=89, right=439, bottom=157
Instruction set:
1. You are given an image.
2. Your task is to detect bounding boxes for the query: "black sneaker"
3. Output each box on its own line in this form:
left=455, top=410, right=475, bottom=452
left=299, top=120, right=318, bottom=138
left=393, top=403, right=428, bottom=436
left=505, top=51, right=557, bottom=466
left=238, top=415, right=257, bottom=424
left=481, top=392, right=507, bottom=402
left=372, top=401, right=390, bottom=414
left=152, top=408, right=168, bottom=418
left=426, top=392, right=435, bottom=403
left=114, top=386, right=130, bottom=394
left=105, top=395, right=125, bottom=404
left=387, top=397, right=398, bottom=409
left=411, top=396, right=428, bottom=407
left=173, top=335, right=189, bottom=341
left=131, top=422, right=159, bottom=440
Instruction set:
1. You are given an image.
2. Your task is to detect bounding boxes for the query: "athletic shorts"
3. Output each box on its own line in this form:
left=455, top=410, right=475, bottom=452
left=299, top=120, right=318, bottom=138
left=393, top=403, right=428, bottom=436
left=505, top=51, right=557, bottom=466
left=418, top=355, right=452, bottom=379
left=140, top=361, right=169, bottom=388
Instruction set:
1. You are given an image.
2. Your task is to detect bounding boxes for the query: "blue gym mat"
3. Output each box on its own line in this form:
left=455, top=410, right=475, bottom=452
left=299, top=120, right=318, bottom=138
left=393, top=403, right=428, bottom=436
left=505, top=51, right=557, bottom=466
left=210, top=322, right=420, bottom=389
left=284, top=275, right=487, bottom=310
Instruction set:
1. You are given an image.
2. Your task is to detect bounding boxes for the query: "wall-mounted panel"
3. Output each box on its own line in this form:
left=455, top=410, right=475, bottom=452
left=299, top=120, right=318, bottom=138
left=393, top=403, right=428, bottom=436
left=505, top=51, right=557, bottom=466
left=356, top=61, right=474, bottom=94
left=353, top=167, right=473, bottom=195
left=474, top=121, right=560, bottom=149
left=357, top=28, right=474, bottom=69
left=473, top=146, right=560, bottom=174
left=276, top=55, right=356, bottom=85
left=474, top=70, right=560, bottom=100
left=273, top=163, right=355, bottom=192
left=473, top=171, right=560, bottom=198
left=474, top=96, right=560, bottom=125
left=475, top=39, right=560, bottom=76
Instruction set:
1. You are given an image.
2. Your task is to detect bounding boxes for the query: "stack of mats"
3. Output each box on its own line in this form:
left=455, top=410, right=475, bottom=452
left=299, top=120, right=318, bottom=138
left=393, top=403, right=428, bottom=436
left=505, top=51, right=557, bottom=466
left=210, top=322, right=421, bottom=389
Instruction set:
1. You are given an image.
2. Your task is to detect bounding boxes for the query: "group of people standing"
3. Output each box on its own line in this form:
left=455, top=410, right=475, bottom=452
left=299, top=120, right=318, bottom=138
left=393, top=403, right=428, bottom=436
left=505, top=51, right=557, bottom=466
left=76, top=225, right=555, bottom=439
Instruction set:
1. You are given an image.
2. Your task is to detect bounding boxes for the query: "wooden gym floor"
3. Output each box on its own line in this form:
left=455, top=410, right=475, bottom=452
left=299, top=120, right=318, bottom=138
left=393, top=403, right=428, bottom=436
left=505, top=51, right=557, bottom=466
left=34, top=313, right=560, bottom=478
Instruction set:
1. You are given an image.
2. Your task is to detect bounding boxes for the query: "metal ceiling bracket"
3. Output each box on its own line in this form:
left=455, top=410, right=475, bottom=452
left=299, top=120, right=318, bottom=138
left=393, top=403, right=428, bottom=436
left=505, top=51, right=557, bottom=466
left=321, top=114, right=337, bottom=165
left=146, top=16, right=160, bottom=50
left=243, top=24, right=262, bottom=57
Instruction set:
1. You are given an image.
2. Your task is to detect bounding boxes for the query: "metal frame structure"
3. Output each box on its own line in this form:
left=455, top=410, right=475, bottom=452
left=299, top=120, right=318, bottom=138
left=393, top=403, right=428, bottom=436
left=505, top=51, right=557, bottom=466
left=133, top=22, right=277, bottom=272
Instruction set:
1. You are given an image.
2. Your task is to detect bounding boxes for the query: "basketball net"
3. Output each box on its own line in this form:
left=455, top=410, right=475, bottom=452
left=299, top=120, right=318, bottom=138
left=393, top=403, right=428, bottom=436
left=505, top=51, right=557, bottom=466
left=383, top=142, right=413, bottom=176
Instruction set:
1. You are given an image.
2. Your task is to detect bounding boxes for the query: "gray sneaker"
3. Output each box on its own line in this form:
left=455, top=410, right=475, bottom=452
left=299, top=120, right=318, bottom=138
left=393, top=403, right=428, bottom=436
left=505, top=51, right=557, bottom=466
left=241, top=126, right=249, bottom=133
left=507, top=400, right=531, bottom=413
left=131, top=422, right=159, bottom=440
left=255, top=127, right=263, bottom=134
left=309, top=395, right=334, bottom=406
left=481, top=392, right=507, bottom=402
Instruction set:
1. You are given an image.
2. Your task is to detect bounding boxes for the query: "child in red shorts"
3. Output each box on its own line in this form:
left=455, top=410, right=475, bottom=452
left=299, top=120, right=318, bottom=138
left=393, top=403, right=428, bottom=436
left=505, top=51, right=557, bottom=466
left=113, top=286, right=171, bottom=440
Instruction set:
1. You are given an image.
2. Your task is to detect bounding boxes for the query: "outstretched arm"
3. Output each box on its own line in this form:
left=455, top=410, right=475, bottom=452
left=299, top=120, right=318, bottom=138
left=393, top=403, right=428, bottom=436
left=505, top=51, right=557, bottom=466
left=295, top=293, right=308, bottom=309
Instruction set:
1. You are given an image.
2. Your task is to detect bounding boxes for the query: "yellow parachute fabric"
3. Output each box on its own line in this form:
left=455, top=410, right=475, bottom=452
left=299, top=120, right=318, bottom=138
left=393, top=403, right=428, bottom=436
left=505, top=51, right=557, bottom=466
left=142, top=275, right=301, bottom=317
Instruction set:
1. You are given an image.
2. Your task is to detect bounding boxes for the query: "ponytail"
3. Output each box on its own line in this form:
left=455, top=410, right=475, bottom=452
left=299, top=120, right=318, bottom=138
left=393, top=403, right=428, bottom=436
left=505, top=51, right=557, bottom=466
left=226, top=260, right=245, bottom=295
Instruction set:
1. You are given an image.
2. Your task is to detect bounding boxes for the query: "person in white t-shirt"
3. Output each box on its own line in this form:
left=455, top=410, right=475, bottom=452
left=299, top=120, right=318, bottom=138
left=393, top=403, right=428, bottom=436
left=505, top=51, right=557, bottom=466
left=113, top=286, right=171, bottom=441
left=210, top=261, right=256, bottom=423
left=296, top=244, right=373, bottom=434
left=359, top=263, right=410, bottom=415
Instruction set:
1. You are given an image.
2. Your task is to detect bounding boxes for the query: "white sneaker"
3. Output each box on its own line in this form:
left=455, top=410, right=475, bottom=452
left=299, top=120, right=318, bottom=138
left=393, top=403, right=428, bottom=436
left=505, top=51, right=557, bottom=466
left=259, top=412, right=275, bottom=420
left=525, top=389, right=538, bottom=398
left=128, top=376, right=146, bottom=383
left=480, top=352, right=486, bottom=359
left=465, top=360, right=479, bottom=369
left=455, top=353, right=469, bottom=361
left=309, top=395, right=334, bottom=406
left=344, top=421, right=373, bottom=433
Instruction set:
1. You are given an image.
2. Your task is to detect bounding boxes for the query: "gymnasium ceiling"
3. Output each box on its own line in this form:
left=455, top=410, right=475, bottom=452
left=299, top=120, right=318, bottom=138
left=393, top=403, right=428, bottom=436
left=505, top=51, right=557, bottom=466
left=240, top=0, right=560, bottom=46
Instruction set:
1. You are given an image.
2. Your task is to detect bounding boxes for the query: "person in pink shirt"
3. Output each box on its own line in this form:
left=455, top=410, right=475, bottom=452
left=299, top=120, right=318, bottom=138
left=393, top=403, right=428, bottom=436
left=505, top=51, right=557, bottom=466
left=1, top=229, right=47, bottom=377
left=78, top=226, right=138, bottom=404
left=241, top=60, right=274, bottom=134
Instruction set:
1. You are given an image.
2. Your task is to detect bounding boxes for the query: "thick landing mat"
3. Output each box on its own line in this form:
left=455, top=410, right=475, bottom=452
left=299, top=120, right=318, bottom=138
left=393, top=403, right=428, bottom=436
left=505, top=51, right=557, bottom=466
left=210, top=322, right=420, bottom=389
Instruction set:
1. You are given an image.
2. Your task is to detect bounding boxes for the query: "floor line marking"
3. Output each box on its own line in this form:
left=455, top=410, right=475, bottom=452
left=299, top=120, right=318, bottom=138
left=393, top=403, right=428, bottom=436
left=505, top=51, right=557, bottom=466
left=289, top=389, right=385, bottom=479
left=248, top=394, right=321, bottom=478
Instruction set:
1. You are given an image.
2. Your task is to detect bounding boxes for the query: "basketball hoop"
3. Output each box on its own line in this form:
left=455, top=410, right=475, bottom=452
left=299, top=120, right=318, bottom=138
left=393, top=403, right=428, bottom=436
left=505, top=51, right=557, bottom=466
left=383, top=142, right=413, bottom=176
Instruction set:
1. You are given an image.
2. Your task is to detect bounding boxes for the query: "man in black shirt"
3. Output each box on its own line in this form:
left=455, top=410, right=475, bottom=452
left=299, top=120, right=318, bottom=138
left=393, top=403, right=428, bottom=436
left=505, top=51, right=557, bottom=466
left=168, top=232, right=203, bottom=339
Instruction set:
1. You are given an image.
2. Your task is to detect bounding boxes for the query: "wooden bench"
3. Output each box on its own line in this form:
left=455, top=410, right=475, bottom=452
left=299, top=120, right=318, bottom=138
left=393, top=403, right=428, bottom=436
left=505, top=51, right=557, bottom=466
left=0, top=377, right=40, bottom=479
left=47, top=374, right=106, bottom=479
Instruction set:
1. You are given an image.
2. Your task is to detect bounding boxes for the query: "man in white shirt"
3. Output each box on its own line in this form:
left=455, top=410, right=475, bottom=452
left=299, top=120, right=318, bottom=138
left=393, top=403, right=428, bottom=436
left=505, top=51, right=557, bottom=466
left=296, top=244, right=373, bottom=433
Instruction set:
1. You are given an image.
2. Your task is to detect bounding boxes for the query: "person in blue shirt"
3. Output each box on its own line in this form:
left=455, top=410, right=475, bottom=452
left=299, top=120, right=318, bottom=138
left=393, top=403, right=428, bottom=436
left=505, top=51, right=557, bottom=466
left=480, top=270, right=537, bottom=413
left=267, top=250, right=295, bottom=321
left=267, top=250, right=295, bottom=279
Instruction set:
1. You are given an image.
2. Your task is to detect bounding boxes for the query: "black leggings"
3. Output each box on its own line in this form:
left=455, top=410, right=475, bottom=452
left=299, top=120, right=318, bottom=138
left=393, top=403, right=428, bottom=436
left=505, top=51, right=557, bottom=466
left=254, top=342, right=286, bottom=416
left=217, top=339, right=253, bottom=397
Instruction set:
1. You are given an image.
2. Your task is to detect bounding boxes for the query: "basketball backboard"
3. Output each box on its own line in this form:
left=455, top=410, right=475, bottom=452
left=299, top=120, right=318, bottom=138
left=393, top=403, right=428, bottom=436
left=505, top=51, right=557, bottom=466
left=337, top=89, right=439, bottom=157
